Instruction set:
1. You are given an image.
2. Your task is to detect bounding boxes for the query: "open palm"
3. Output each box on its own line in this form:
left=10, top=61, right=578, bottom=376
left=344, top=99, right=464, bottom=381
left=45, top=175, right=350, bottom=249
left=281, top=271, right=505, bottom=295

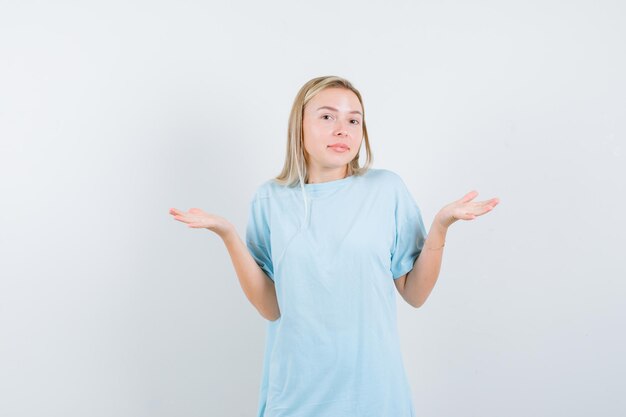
left=436, top=191, right=500, bottom=229
left=169, top=207, right=233, bottom=237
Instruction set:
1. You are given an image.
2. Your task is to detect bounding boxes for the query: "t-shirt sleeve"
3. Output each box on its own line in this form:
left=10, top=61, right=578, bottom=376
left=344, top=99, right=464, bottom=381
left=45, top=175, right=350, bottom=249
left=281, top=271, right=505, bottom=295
left=245, top=192, right=275, bottom=282
left=390, top=176, right=427, bottom=280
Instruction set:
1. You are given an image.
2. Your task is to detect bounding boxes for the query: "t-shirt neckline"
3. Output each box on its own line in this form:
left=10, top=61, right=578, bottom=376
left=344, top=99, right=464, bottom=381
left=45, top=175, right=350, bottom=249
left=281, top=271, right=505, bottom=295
left=303, top=174, right=355, bottom=192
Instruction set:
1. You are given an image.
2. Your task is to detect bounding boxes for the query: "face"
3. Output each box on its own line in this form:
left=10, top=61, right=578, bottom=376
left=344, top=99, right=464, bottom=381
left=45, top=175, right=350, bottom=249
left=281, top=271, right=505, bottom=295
left=302, top=87, right=364, bottom=175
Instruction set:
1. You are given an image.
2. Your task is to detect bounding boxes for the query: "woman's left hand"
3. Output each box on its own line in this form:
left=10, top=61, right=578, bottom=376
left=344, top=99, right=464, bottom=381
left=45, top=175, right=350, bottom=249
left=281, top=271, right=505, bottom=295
left=435, top=191, right=500, bottom=229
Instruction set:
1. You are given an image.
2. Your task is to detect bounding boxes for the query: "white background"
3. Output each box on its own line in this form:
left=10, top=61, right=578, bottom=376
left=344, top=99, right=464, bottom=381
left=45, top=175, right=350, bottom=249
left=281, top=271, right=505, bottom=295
left=1, top=1, right=624, bottom=416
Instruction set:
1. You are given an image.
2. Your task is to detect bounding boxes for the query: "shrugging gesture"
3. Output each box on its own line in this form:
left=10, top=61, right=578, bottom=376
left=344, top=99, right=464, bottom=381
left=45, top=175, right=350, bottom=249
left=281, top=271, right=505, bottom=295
left=434, top=190, right=500, bottom=229
left=399, top=190, right=500, bottom=308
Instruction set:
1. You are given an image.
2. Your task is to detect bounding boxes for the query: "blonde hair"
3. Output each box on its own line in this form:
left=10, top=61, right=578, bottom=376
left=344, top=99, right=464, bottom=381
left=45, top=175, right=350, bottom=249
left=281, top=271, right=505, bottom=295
left=274, top=75, right=373, bottom=187
left=273, top=75, right=374, bottom=229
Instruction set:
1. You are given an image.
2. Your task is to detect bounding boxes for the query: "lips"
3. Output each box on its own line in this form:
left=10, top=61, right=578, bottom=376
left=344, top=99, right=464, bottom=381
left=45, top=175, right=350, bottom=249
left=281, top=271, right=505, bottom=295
left=328, top=144, right=349, bottom=150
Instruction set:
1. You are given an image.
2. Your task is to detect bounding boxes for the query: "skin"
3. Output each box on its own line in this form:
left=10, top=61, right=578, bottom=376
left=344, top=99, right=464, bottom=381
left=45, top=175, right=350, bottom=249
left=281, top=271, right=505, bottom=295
left=168, top=206, right=281, bottom=320
left=302, top=87, right=364, bottom=184
left=397, top=190, right=499, bottom=307
left=168, top=87, right=500, bottom=316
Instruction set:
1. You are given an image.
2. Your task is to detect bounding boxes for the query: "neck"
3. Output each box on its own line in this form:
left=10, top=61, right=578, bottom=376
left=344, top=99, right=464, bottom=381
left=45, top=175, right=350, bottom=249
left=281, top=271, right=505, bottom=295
left=306, top=165, right=349, bottom=184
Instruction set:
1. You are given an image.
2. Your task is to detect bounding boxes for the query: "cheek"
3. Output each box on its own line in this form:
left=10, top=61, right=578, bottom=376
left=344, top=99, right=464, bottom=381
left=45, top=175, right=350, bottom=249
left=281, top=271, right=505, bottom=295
left=304, top=124, right=329, bottom=144
left=312, top=123, right=329, bottom=136
left=302, top=135, right=320, bottom=155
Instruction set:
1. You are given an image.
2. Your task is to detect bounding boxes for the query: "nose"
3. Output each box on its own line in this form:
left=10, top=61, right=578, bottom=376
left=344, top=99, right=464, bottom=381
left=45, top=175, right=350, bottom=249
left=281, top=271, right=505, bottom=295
left=335, top=121, right=349, bottom=137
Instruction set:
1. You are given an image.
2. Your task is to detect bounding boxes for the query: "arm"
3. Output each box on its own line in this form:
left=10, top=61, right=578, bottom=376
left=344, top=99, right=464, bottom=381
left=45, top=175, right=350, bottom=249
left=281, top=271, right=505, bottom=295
left=399, top=221, right=447, bottom=308
left=222, top=229, right=281, bottom=321
left=397, top=190, right=500, bottom=308
left=168, top=207, right=280, bottom=321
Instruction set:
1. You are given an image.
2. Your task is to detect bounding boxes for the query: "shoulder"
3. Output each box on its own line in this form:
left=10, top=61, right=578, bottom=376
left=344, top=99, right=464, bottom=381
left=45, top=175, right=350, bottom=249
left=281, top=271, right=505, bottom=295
left=249, top=179, right=272, bottom=204
left=249, top=178, right=292, bottom=203
left=361, top=168, right=406, bottom=189
left=363, top=169, right=418, bottom=208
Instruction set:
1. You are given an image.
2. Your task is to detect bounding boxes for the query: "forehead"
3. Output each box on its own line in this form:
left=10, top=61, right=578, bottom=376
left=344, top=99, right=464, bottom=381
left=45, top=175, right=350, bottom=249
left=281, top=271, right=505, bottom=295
left=307, top=87, right=362, bottom=112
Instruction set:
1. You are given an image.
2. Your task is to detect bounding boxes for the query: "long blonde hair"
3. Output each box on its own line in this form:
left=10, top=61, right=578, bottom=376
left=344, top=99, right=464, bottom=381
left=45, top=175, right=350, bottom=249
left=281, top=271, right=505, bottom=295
left=273, top=75, right=374, bottom=229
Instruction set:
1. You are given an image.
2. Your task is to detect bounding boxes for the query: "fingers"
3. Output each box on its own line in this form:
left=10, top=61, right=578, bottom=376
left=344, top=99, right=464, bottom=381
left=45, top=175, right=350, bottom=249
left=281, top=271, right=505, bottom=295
left=171, top=215, right=188, bottom=223
left=476, top=199, right=499, bottom=208
left=467, top=197, right=500, bottom=209
left=481, top=198, right=500, bottom=211
left=169, top=208, right=193, bottom=224
left=459, top=192, right=500, bottom=206
left=470, top=201, right=498, bottom=217
left=479, top=197, right=499, bottom=205
left=460, top=190, right=479, bottom=203
left=170, top=208, right=207, bottom=216
left=169, top=208, right=207, bottom=228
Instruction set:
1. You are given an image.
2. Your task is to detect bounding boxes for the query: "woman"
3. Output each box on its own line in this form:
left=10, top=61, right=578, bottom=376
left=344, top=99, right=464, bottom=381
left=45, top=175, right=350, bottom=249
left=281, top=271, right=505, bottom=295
left=169, top=75, right=500, bottom=416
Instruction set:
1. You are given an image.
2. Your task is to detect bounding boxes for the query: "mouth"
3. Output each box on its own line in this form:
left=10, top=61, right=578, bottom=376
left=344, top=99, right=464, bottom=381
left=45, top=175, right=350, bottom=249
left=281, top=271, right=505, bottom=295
left=327, top=144, right=350, bottom=152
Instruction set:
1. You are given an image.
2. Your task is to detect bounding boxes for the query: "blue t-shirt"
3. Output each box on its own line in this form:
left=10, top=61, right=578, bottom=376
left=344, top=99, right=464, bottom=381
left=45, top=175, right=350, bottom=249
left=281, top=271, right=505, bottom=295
left=245, top=168, right=427, bottom=417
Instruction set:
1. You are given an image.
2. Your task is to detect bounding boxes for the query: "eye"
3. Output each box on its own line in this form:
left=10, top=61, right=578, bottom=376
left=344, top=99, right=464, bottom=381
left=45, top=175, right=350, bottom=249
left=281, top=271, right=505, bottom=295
left=351, top=119, right=360, bottom=125
left=322, top=114, right=333, bottom=120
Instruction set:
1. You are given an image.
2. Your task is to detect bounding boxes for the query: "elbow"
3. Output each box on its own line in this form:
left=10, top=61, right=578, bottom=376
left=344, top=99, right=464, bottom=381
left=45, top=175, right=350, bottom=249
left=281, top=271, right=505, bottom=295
left=405, top=288, right=432, bottom=308
left=408, top=296, right=425, bottom=309
left=257, top=303, right=281, bottom=322
left=262, top=309, right=281, bottom=321
left=267, top=313, right=281, bottom=322
left=402, top=297, right=421, bottom=309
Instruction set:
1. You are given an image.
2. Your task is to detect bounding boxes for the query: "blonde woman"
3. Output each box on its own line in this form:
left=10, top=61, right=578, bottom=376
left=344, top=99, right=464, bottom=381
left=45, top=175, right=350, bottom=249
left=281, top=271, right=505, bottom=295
left=169, top=75, right=500, bottom=417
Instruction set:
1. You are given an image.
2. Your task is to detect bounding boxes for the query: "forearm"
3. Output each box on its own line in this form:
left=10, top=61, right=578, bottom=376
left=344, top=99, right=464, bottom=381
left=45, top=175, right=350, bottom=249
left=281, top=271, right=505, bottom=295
left=403, top=221, right=448, bottom=308
left=221, top=230, right=280, bottom=321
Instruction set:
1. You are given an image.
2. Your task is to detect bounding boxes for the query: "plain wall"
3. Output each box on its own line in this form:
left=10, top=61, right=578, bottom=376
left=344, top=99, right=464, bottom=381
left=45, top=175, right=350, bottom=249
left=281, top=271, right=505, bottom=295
left=1, top=0, right=624, bottom=416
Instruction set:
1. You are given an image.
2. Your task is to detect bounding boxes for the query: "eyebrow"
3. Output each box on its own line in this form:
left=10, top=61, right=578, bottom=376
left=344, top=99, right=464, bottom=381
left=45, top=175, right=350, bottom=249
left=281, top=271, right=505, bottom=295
left=316, top=106, right=362, bottom=116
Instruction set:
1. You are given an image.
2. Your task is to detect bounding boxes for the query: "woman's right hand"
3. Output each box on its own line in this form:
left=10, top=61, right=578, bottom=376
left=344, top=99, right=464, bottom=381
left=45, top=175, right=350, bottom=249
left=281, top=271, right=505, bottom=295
left=169, top=207, right=235, bottom=239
